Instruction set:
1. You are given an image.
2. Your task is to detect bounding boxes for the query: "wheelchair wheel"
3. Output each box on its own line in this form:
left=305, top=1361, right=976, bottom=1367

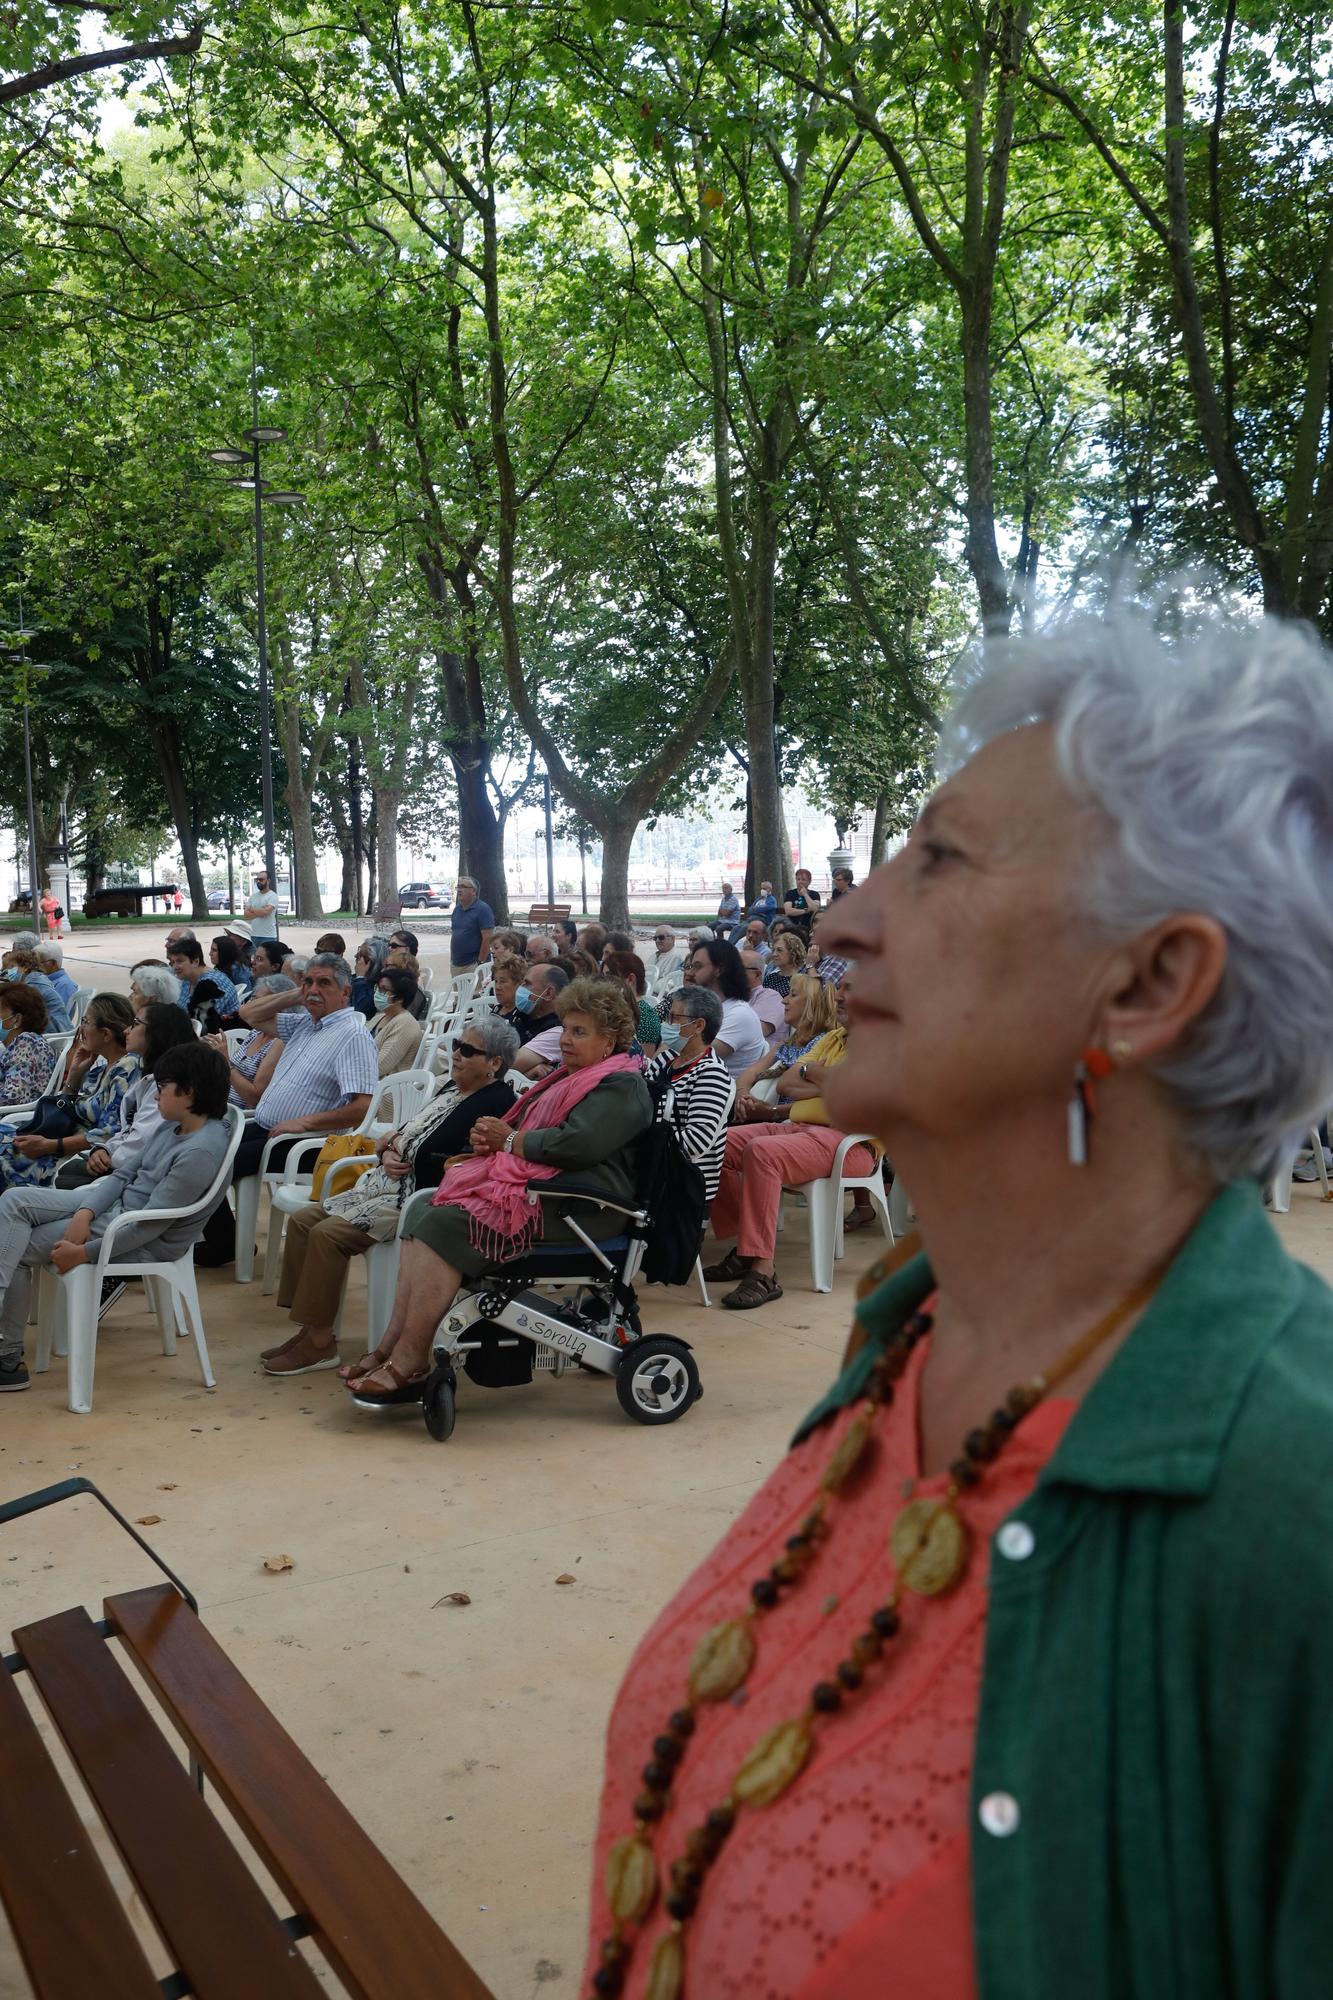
left=423, top=1366, right=457, bottom=1442
left=615, top=1337, right=700, bottom=1426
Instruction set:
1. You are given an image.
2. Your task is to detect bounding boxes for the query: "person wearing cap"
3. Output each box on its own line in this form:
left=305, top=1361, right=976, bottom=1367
left=648, top=925, right=686, bottom=996
left=244, top=870, right=282, bottom=941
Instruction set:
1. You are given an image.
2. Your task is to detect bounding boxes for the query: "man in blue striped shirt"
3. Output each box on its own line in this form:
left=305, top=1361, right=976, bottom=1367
left=194, top=954, right=377, bottom=1266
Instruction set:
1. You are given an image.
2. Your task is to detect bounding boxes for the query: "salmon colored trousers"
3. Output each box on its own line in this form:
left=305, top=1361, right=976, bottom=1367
left=709, top=1123, right=877, bottom=1258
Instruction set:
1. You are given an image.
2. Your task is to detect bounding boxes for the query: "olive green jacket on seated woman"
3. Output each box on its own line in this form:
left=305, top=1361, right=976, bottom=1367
left=794, top=1182, right=1333, bottom=1999
left=520, top=1072, right=653, bottom=1211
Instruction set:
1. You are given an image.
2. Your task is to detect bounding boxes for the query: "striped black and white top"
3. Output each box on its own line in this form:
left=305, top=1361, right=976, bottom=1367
left=642, top=1048, right=736, bottom=1208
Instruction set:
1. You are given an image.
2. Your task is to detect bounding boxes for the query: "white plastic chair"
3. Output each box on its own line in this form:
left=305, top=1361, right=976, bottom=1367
left=410, top=1030, right=440, bottom=1073
left=419, top=965, right=435, bottom=992
left=258, top=1072, right=435, bottom=1293
left=68, top=986, right=95, bottom=1027
left=33, top=1105, right=245, bottom=1414
left=792, top=1135, right=893, bottom=1293
left=505, top=1067, right=535, bottom=1095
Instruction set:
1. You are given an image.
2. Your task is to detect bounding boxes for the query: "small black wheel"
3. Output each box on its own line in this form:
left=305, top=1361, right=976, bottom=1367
left=615, top=1336, right=700, bottom=1426
left=423, top=1367, right=457, bottom=1441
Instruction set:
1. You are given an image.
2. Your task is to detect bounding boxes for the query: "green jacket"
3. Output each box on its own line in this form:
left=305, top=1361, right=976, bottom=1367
left=521, top=1071, right=652, bottom=1212
left=794, top=1183, right=1333, bottom=1999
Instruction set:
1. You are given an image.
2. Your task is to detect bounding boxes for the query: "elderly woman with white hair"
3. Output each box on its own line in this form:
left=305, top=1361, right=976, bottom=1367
left=582, top=611, right=1333, bottom=2000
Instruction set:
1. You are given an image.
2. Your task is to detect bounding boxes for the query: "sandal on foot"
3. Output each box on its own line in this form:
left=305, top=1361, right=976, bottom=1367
left=347, top=1358, right=430, bottom=1405
left=842, top=1207, right=880, bottom=1233
left=721, top=1271, right=783, bottom=1310
left=703, top=1249, right=751, bottom=1282
left=339, top=1347, right=390, bottom=1384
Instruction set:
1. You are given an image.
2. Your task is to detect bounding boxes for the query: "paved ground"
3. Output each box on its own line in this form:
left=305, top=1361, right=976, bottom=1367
left=5, top=930, right=1333, bottom=1997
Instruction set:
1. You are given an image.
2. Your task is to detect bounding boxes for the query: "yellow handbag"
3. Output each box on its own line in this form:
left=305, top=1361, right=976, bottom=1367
left=309, top=1134, right=377, bottom=1201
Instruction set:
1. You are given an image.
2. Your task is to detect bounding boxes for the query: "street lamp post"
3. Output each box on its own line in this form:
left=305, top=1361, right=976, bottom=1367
left=206, top=348, right=304, bottom=898
left=1, top=609, right=45, bottom=904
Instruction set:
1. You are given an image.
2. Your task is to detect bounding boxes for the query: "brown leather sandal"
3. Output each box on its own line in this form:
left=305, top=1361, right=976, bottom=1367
left=346, top=1357, right=431, bottom=1405
left=703, top=1249, right=751, bottom=1282
left=721, top=1270, right=784, bottom=1311
left=339, top=1347, right=390, bottom=1384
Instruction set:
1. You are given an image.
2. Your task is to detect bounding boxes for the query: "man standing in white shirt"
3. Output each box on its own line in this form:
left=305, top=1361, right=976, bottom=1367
left=244, top=870, right=282, bottom=941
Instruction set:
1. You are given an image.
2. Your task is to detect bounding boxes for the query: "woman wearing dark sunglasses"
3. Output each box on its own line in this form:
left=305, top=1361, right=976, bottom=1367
left=259, top=1017, right=519, bottom=1376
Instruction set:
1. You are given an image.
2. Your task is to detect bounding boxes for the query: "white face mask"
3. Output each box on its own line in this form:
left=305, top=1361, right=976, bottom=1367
left=659, top=1021, right=684, bottom=1053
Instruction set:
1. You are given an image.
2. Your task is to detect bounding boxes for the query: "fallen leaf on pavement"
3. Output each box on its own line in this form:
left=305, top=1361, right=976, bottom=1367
left=433, top=1591, right=471, bottom=1607
left=555, top=1573, right=577, bottom=1585
left=157, top=1483, right=177, bottom=1491
left=263, top=1554, right=295, bottom=1574
left=135, top=1515, right=162, bottom=1526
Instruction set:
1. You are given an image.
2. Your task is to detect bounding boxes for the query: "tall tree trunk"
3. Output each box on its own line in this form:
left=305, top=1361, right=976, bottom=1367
left=870, top=792, right=891, bottom=869
left=374, top=790, right=399, bottom=907
left=136, top=600, right=209, bottom=918
left=365, top=797, right=378, bottom=911
left=740, top=497, right=787, bottom=892
left=598, top=816, right=637, bottom=928
left=225, top=836, right=235, bottom=916
left=453, top=751, right=508, bottom=922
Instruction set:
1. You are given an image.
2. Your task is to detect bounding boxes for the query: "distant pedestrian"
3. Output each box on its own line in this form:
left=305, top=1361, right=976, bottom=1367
left=39, top=890, right=59, bottom=940
left=172, top=888, right=183, bottom=914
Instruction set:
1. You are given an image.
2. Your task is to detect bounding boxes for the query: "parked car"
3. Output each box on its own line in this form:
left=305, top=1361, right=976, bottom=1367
left=207, top=889, right=231, bottom=911
left=399, top=881, right=451, bottom=910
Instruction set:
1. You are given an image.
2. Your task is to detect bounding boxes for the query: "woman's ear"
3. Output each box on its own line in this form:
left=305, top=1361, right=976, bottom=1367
left=1101, top=913, right=1227, bottom=1061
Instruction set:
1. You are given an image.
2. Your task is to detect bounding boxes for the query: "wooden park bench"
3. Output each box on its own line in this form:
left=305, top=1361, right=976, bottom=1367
left=0, top=1479, right=493, bottom=2000
left=526, top=902, right=572, bottom=929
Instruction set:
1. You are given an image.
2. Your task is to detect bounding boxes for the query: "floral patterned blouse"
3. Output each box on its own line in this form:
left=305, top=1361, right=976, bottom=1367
left=0, top=1031, right=56, bottom=1107
left=0, top=1050, right=140, bottom=1188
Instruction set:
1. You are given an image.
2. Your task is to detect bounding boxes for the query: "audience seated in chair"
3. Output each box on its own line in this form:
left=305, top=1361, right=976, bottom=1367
left=648, top=926, right=686, bottom=995
left=315, top=932, right=346, bottom=957
left=761, top=929, right=805, bottom=998
left=703, top=972, right=878, bottom=1309
left=33, top=940, right=79, bottom=1015
left=194, top=955, right=377, bottom=1267
left=0, top=1040, right=231, bottom=1393
left=130, top=961, right=186, bottom=1012
left=684, top=938, right=768, bottom=1081
left=168, top=938, right=240, bottom=1031
left=641, top=987, right=736, bottom=1208
left=371, top=966, right=424, bottom=1075
left=2, top=946, right=71, bottom=1033
left=350, top=938, right=390, bottom=1020
left=741, top=948, right=787, bottom=1044
left=513, top=965, right=571, bottom=1076
left=56, top=1002, right=197, bottom=1189
left=343, top=978, right=651, bottom=1403
left=385, top=948, right=431, bottom=1021
left=260, top=1017, right=520, bottom=1375
left=733, top=973, right=840, bottom=1100
left=0, top=994, right=137, bottom=1193
left=203, top=972, right=297, bottom=1107
left=605, top=951, right=661, bottom=1057
left=0, top=982, right=55, bottom=1107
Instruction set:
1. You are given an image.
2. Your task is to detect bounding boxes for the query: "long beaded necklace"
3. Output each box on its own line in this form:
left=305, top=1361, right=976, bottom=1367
left=590, top=1266, right=1166, bottom=2000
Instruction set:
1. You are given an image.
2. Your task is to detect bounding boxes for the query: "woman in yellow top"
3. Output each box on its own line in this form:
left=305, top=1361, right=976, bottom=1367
left=703, top=972, right=875, bottom=1309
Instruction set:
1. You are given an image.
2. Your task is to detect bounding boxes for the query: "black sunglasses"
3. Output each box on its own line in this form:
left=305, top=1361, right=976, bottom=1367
left=454, top=1040, right=487, bottom=1060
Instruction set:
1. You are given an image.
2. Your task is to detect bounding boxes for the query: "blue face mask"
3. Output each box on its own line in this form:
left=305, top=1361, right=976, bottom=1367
left=373, top=989, right=391, bottom=1012
left=4, top=967, right=19, bottom=982
left=514, top=985, right=533, bottom=1014
left=659, top=1021, right=684, bottom=1053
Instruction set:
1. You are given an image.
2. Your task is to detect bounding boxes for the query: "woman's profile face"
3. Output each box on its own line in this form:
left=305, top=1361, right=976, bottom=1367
left=782, top=984, right=805, bottom=1026
left=493, top=964, right=518, bottom=1009
left=820, top=723, right=1104, bottom=1145
left=559, top=1010, right=614, bottom=1070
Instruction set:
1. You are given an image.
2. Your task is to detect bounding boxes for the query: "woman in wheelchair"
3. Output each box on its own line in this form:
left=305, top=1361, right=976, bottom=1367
left=259, top=1017, right=520, bottom=1376
left=344, top=978, right=652, bottom=1403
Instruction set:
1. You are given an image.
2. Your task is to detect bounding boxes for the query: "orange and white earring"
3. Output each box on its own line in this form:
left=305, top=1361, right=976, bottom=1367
left=1068, top=1047, right=1114, bottom=1166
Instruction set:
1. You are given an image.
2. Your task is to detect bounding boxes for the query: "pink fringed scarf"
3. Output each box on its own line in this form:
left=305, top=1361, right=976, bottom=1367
left=432, top=1053, right=643, bottom=1260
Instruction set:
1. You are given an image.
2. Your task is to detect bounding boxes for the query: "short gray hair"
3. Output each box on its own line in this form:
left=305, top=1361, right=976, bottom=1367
left=253, top=972, right=298, bottom=998
left=35, top=940, right=62, bottom=965
left=457, top=874, right=480, bottom=892
left=131, top=964, right=183, bottom=1006
left=306, top=952, right=353, bottom=989
left=356, top=936, right=390, bottom=980
left=11, top=930, right=36, bottom=954
left=665, top=984, right=724, bottom=1043
left=469, top=1014, right=521, bottom=1066
left=939, top=608, right=1333, bottom=1183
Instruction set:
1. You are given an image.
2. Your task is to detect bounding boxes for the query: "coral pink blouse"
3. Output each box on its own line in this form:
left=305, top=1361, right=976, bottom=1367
left=584, top=1327, right=1074, bottom=1998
